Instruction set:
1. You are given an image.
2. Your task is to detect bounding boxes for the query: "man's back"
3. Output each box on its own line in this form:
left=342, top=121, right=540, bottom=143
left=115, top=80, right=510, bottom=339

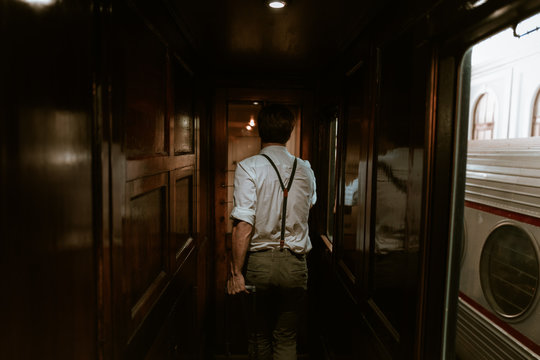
left=231, top=145, right=316, bottom=254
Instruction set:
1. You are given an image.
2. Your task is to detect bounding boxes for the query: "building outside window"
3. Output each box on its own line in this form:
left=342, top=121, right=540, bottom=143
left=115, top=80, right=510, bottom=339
left=472, top=91, right=497, bottom=140
left=532, top=90, right=540, bottom=136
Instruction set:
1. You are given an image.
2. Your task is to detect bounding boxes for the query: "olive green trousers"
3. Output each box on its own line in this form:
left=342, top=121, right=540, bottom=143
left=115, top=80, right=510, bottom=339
left=245, top=249, right=308, bottom=360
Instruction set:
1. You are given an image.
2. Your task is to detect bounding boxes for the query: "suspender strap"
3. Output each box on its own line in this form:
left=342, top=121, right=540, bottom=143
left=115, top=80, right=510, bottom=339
left=261, top=154, right=297, bottom=250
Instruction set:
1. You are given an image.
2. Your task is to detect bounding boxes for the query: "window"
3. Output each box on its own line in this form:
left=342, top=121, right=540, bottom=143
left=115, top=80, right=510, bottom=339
left=326, top=115, right=338, bottom=242
left=454, top=11, right=540, bottom=359
left=532, top=90, right=540, bottom=136
left=480, top=223, right=539, bottom=319
left=472, top=92, right=497, bottom=140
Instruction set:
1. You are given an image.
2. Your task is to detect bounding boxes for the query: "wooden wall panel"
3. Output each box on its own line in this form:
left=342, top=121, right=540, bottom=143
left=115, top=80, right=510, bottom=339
left=170, top=167, right=195, bottom=271
left=126, top=173, right=169, bottom=332
left=120, top=11, right=168, bottom=159
left=143, top=248, right=198, bottom=360
left=108, top=2, right=208, bottom=358
left=173, top=61, right=195, bottom=155
left=2, top=0, right=210, bottom=358
left=1, top=1, right=96, bottom=359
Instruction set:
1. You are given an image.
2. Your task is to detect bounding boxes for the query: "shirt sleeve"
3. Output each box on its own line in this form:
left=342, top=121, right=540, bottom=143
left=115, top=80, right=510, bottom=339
left=230, top=162, right=257, bottom=225
left=305, top=160, right=317, bottom=206
left=310, top=167, right=317, bottom=206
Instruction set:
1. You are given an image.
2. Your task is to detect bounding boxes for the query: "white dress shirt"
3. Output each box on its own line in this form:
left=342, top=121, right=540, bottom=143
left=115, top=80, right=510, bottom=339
left=230, top=145, right=317, bottom=254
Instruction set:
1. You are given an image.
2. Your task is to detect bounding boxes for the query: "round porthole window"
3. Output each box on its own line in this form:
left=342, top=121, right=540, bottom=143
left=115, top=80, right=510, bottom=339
left=480, top=223, right=539, bottom=320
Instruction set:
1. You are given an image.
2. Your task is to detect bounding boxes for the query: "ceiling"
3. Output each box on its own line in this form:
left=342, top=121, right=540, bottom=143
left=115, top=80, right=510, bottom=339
left=167, top=0, right=385, bottom=80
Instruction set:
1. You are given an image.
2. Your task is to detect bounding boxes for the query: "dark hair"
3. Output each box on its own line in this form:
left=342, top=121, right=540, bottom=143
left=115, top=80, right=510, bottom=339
left=257, top=104, right=296, bottom=144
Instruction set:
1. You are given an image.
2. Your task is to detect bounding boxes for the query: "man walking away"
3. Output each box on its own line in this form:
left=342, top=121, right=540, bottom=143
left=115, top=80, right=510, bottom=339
left=227, top=104, right=317, bottom=360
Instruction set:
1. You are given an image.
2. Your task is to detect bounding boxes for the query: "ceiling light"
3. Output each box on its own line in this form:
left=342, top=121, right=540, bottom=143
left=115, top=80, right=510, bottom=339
left=19, top=0, right=56, bottom=6
left=267, top=0, right=286, bottom=9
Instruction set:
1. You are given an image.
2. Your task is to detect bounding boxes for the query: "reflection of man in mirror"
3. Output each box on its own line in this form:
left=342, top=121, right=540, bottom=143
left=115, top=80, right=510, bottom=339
left=227, top=104, right=317, bottom=359
left=344, top=178, right=359, bottom=206
left=375, top=148, right=409, bottom=254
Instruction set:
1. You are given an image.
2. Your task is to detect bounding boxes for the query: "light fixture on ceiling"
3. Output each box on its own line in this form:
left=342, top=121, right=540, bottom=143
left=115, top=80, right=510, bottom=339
left=18, top=0, right=56, bottom=6
left=267, top=0, right=287, bottom=9
left=463, top=0, right=488, bottom=10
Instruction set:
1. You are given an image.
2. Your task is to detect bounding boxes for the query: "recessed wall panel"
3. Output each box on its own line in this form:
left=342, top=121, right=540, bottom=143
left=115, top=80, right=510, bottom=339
left=174, top=176, right=193, bottom=255
left=122, top=19, right=167, bottom=159
left=128, top=187, right=166, bottom=310
left=173, top=61, right=194, bottom=154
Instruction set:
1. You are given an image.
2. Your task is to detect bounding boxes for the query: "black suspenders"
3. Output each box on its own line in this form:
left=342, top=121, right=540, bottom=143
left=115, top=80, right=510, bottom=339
left=261, top=154, right=298, bottom=251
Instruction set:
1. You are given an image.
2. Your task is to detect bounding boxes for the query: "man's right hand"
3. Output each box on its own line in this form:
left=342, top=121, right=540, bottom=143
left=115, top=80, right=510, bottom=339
left=227, top=272, right=249, bottom=295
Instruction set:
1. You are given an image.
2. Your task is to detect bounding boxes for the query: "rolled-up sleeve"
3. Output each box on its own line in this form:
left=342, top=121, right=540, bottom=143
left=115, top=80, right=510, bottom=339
left=311, top=177, right=317, bottom=207
left=230, top=162, right=257, bottom=225
left=306, top=161, right=317, bottom=207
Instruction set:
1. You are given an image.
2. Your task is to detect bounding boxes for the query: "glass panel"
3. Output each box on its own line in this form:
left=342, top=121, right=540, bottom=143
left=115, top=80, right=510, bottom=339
left=371, top=35, right=425, bottom=339
left=341, top=86, right=363, bottom=276
left=455, top=12, right=540, bottom=359
left=480, top=224, right=538, bottom=318
left=468, top=25, right=540, bottom=140
left=326, top=116, right=338, bottom=242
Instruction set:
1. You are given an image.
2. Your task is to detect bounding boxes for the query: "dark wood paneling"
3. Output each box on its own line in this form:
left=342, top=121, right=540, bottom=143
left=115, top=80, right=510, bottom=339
left=146, top=248, right=198, bottom=359
left=1, top=1, right=96, bottom=359
left=194, top=87, right=213, bottom=359
left=173, top=60, right=195, bottom=155
left=126, top=174, right=169, bottom=333
left=127, top=154, right=196, bottom=181
left=117, top=6, right=168, bottom=159
left=108, top=2, right=207, bottom=357
left=170, top=167, right=195, bottom=271
left=213, top=88, right=229, bottom=349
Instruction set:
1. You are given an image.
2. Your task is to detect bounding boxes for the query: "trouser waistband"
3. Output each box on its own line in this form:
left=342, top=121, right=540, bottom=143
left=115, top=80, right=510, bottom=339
left=249, top=248, right=305, bottom=259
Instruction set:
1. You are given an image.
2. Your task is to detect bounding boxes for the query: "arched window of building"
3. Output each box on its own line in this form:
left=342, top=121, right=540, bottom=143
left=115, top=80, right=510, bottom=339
left=472, top=92, right=497, bottom=140
left=532, top=89, right=540, bottom=137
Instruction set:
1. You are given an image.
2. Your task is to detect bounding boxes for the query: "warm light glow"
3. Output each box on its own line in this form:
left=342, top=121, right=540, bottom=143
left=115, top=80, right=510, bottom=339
left=253, top=101, right=259, bottom=105
left=246, top=125, right=253, bottom=131
left=19, top=0, right=56, bottom=5
left=464, top=0, right=487, bottom=10
left=268, top=1, right=286, bottom=9
left=249, top=117, right=256, bottom=127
